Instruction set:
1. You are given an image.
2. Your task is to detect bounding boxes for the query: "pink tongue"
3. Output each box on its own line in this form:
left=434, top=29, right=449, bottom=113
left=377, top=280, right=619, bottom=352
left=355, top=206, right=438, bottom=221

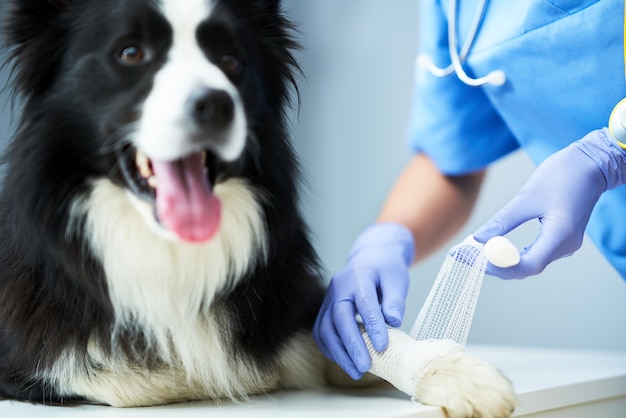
left=151, top=154, right=221, bottom=243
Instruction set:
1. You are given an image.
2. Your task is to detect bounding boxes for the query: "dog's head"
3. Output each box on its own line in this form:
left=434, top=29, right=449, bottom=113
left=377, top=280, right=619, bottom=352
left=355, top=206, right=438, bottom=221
left=3, top=0, right=300, bottom=243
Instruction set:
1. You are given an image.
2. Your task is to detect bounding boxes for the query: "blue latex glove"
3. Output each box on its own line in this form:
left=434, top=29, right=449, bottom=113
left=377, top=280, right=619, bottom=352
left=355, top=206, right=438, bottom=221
left=313, top=223, right=414, bottom=379
left=474, top=128, right=626, bottom=279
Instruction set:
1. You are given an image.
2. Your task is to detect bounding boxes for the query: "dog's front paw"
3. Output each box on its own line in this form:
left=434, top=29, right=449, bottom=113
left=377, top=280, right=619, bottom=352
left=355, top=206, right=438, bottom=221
left=364, top=329, right=516, bottom=418
left=415, top=349, right=517, bottom=418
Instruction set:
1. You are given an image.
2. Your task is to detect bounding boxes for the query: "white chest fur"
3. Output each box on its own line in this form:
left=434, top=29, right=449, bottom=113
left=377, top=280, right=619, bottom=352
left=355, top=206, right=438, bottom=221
left=57, top=178, right=271, bottom=404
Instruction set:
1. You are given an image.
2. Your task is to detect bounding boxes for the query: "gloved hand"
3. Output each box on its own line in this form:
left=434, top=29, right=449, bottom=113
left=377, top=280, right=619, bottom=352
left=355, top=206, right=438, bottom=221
left=313, top=222, right=414, bottom=379
left=474, top=128, right=626, bottom=279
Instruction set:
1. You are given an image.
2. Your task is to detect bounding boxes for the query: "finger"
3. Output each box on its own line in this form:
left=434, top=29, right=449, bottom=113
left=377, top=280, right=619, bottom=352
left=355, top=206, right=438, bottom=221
left=516, top=220, right=579, bottom=272
left=485, top=263, right=527, bottom=279
left=485, top=248, right=550, bottom=279
left=379, top=268, right=408, bottom=328
left=318, top=326, right=364, bottom=380
left=485, top=221, right=575, bottom=279
left=314, top=306, right=364, bottom=380
left=353, top=276, right=389, bottom=353
left=312, top=293, right=334, bottom=347
left=333, top=300, right=372, bottom=374
left=312, top=300, right=331, bottom=348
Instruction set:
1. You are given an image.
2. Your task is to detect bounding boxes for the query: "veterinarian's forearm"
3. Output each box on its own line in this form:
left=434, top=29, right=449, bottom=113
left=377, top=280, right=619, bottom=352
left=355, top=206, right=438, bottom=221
left=377, top=153, right=485, bottom=263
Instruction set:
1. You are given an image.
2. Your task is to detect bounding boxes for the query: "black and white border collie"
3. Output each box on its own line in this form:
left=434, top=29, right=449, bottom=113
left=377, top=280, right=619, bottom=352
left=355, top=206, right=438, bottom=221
left=0, top=0, right=327, bottom=406
left=0, top=0, right=517, bottom=415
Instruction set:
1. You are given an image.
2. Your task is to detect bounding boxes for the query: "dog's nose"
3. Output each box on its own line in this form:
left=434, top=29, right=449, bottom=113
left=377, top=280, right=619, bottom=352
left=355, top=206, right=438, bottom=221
left=186, top=88, right=234, bottom=130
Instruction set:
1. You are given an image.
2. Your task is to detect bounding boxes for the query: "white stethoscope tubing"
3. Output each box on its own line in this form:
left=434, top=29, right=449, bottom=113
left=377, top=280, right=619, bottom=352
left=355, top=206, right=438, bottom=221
left=418, top=0, right=506, bottom=87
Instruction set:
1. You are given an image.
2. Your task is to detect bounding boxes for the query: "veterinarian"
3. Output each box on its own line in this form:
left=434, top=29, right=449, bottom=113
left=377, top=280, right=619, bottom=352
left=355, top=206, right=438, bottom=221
left=313, top=0, right=626, bottom=380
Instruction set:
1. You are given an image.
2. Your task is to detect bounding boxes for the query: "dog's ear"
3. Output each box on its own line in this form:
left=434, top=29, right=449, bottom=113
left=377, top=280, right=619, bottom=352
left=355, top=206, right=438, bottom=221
left=4, top=0, right=71, bottom=40
left=3, top=0, right=73, bottom=99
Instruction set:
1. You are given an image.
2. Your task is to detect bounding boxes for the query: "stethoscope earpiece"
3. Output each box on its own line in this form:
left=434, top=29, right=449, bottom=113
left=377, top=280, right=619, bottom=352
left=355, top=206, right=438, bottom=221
left=485, top=70, right=507, bottom=87
left=609, top=98, right=626, bottom=144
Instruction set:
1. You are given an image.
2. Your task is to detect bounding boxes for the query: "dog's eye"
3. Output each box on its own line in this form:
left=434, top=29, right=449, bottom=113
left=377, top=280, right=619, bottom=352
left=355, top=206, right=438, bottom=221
left=118, top=45, right=147, bottom=66
left=220, top=54, right=242, bottom=74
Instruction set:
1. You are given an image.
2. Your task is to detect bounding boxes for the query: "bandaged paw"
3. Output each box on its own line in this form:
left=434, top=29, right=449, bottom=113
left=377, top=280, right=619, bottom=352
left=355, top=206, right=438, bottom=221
left=364, top=328, right=517, bottom=418
left=362, top=328, right=461, bottom=396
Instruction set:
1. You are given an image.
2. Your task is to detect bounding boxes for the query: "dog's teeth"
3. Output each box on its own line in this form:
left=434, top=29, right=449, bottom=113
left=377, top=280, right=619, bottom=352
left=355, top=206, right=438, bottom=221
left=200, top=151, right=209, bottom=176
left=135, top=151, right=153, bottom=179
left=200, top=151, right=210, bottom=176
left=147, top=176, right=157, bottom=189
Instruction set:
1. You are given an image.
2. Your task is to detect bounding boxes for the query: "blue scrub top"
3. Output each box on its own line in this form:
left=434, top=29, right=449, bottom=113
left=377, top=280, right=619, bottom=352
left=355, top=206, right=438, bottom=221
left=407, top=0, right=626, bottom=278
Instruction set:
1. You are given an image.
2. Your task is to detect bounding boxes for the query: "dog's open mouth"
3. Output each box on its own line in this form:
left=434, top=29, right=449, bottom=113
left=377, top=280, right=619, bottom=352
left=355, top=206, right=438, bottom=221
left=119, top=147, right=222, bottom=243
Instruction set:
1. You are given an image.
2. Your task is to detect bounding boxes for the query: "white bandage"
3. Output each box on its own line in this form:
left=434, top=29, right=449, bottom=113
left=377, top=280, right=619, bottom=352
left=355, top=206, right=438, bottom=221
left=409, top=237, right=486, bottom=346
left=409, top=235, right=519, bottom=346
left=362, top=236, right=519, bottom=403
left=363, top=329, right=461, bottom=397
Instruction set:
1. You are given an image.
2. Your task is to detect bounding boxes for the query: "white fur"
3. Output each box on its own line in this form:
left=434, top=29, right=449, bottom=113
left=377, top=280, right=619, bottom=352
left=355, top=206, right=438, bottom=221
left=42, top=332, right=327, bottom=407
left=43, top=341, right=274, bottom=406
left=135, top=0, right=247, bottom=162
left=416, top=350, right=518, bottom=418
left=85, top=177, right=266, bottom=355
left=55, top=177, right=272, bottom=404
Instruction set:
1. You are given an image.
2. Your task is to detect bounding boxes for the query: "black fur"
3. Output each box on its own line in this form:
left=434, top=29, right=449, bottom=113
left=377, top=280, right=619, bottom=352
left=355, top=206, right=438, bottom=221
left=0, top=0, right=324, bottom=404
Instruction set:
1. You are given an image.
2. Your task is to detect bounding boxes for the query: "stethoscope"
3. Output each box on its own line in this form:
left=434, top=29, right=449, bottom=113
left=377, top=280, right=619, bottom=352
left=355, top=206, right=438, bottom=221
left=422, top=0, right=626, bottom=147
left=417, top=0, right=506, bottom=87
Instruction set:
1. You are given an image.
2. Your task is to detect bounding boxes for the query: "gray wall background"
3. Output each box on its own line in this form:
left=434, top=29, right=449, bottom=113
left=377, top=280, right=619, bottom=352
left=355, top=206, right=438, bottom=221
left=0, top=1, right=623, bottom=351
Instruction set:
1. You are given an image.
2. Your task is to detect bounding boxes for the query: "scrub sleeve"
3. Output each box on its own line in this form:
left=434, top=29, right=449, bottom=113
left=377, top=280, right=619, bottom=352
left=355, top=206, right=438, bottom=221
left=406, top=0, right=519, bottom=175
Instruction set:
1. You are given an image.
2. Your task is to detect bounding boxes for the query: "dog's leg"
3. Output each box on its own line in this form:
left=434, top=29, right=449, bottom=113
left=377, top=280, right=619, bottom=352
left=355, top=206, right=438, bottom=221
left=364, top=328, right=517, bottom=418
left=278, top=332, right=389, bottom=391
left=277, top=332, right=327, bottom=389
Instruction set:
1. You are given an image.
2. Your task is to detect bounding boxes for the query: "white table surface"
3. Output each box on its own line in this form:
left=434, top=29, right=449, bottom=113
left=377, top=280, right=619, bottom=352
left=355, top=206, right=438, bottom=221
left=1, top=345, right=625, bottom=417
